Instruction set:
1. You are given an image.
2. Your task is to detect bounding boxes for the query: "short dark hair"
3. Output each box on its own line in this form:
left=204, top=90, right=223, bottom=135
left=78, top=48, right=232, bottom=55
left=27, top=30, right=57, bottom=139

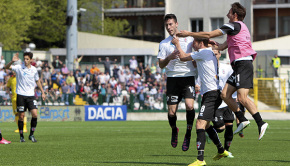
left=164, top=14, right=177, bottom=23
left=231, top=2, right=246, bottom=21
left=194, top=38, right=209, bottom=47
left=24, top=52, right=33, bottom=59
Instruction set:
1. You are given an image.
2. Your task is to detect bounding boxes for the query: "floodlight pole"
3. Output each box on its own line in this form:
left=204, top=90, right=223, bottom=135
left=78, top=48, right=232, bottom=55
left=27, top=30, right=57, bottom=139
left=66, top=0, right=78, bottom=71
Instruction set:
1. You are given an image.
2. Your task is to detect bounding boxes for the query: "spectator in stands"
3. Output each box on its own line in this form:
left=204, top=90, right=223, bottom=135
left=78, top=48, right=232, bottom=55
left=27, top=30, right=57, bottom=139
left=122, top=95, right=129, bottom=108
left=52, top=56, right=63, bottom=72
left=66, top=71, right=76, bottom=85
left=106, top=84, right=113, bottom=103
left=98, top=72, right=106, bottom=85
left=124, top=65, right=130, bottom=74
left=35, top=57, right=42, bottom=77
left=104, top=72, right=110, bottom=83
left=84, top=66, right=90, bottom=76
left=156, top=61, right=162, bottom=74
left=109, top=77, right=117, bottom=88
left=112, top=65, right=119, bottom=79
left=155, top=72, right=161, bottom=82
left=69, top=82, right=76, bottom=98
left=84, top=82, right=92, bottom=95
left=150, top=63, right=157, bottom=75
left=118, top=70, right=126, bottom=89
left=84, top=73, right=92, bottom=86
left=74, top=55, right=84, bottom=72
left=125, top=71, right=132, bottom=82
left=79, top=83, right=85, bottom=99
left=92, top=75, right=100, bottom=92
left=42, top=67, right=51, bottom=86
left=50, top=69, right=60, bottom=90
left=132, top=71, right=141, bottom=80
left=42, top=62, right=51, bottom=70
left=98, top=57, right=117, bottom=76
left=0, top=56, right=5, bottom=69
left=90, top=64, right=100, bottom=75
left=136, top=62, right=144, bottom=76
left=100, top=84, right=106, bottom=103
left=61, top=81, right=70, bottom=105
left=144, top=64, right=151, bottom=81
left=91, top=90, right=99, bottom=105
left=59, top=75, right=66, bottom=86
left=129, top=56, right=138, bottom=73
left=61, top=64, right=70, bottom=76
left=30, top=58, right=36, bottom=66
left=137, top=89, right=146, bottom=110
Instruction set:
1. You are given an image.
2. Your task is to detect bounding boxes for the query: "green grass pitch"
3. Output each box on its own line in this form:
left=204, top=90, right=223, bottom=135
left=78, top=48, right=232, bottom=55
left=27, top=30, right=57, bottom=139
left=1, top=120, right=290, bottom=166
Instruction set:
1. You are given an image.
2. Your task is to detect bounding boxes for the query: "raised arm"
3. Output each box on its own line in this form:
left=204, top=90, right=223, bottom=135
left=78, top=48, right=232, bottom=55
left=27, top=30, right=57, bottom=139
left=5, top=53, right=19, bottom=70
left=176, top=29, right=223, bottom=39
left=171, top=37, right=193, bottom=62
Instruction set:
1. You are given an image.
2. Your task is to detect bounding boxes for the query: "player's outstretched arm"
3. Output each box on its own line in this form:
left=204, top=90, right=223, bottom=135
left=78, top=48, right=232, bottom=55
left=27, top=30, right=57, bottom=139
left=177, top=29, right=223, bottom=39
left=171, top=37, right=192, bottom=62
left=5, top=53, right=19, bottom=70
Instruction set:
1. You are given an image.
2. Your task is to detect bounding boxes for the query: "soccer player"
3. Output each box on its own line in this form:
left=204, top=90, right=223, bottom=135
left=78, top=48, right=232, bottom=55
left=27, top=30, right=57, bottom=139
left=158, top=14, right=197, bottom=151
left=176, top=2, right=268, bottom=140
left=172, top=37, right=230, bottom=166
left=7, top=71, right=28, bottom=133
left=5, top=52, right=46, bottom=143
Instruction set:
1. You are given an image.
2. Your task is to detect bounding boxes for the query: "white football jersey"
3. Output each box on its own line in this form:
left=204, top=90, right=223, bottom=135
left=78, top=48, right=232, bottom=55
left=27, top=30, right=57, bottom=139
left=191, top=47, right=219, bottom=95
left=12, top=64, right=39, bottom=96
left=157, top=36, right=196, bottom=77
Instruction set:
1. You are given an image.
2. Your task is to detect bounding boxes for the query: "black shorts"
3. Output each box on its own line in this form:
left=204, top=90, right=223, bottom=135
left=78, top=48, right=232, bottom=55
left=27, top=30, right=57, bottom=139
left=197, top=91, right=222, bottom=121
left=227, top=60, right=253, bottom=89
left=17, top=94, right=38, bottom=112
left=166, top=76, right=195, bottom=105
left=213, top=106, right=235, bottom=128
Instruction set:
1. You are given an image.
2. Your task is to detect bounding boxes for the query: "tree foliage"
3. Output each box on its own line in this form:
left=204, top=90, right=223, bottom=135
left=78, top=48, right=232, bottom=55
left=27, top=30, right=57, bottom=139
left=0, top=0, right=130, bottom=50
left=0, top=0, right=35, bottom=50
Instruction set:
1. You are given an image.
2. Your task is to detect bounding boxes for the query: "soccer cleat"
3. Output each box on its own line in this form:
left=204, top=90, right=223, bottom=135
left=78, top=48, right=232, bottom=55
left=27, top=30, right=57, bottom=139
left=213, top=150, right=229, bottom=160
left=171, top=127, right=179, bottom=148
left=258, top=122, right=269, bottom=141
left=227, top=151, right=234, bottom=158
left=205, top=132, right=211, bottom=144
left=20, top=137, right=25, bottom=142
left=188, top=159, right=206, bottom=166
left=233, top=121, right=250, bottom=135
left=29, top=135, right=37, bottom=143
left=0, top=138, right=11, bottom=144
left=182, top=135, right=191, bottom=151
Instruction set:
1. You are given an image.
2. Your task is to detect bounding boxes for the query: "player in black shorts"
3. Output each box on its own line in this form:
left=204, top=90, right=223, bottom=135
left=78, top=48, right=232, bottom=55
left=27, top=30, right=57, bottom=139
left=158, top=14, right=197, bottom=151
left=5, top=52, right=46, bottom=143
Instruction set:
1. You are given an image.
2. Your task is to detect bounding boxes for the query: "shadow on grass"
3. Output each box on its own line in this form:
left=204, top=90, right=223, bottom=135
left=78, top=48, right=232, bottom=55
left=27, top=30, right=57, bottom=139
left=89, top=161, right=188, bottom=165
left=149, top=154, right=193, bottom=157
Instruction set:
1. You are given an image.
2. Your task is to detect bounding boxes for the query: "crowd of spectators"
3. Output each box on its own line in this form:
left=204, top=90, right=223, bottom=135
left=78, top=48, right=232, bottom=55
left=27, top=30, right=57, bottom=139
left=0, top=55, right=168, bottom=110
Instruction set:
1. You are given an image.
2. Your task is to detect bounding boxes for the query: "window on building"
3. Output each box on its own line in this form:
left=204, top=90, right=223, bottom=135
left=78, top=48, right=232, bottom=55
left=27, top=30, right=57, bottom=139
left=281, top=16, right=290, bottom=34
left=191, top=19, right=203, bottom=32
left=257, top=17, right=270, bottom=35
left=211, top=18, right=224, bottom=30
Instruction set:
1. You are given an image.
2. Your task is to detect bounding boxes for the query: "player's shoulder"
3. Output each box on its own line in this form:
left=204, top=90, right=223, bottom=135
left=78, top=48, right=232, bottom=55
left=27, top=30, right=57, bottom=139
left=159, top=36, right=172, bottom=45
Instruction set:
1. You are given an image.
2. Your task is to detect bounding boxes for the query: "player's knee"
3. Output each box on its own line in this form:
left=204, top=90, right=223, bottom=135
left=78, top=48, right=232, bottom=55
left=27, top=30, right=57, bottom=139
left=214, top=125, right=225, bottom=133
left=185, top=104, right=194, bottom=111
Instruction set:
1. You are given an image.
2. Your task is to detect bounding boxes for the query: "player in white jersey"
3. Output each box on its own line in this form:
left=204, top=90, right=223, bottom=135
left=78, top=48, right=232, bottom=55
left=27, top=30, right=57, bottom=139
left=158, top=14, right=196, bottom=151
left=5, top=52, right=46, bottom=143
left=172, top=37, right=230, bottom=166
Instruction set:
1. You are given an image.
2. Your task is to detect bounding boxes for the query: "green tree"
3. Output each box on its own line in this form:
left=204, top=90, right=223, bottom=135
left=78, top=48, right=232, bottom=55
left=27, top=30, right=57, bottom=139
left=0, top=0, right=35, bottom=50
left=28, top=0, right=67, bottom=49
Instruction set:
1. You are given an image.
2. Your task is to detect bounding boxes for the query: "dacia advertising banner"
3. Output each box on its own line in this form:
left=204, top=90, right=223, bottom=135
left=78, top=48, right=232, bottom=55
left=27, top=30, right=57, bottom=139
left=85, top=105, right=127, bottom=121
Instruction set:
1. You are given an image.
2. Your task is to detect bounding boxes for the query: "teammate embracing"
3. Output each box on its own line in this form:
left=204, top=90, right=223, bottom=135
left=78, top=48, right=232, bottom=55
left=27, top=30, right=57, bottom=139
left=5, top=52, right=46, bottom=143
